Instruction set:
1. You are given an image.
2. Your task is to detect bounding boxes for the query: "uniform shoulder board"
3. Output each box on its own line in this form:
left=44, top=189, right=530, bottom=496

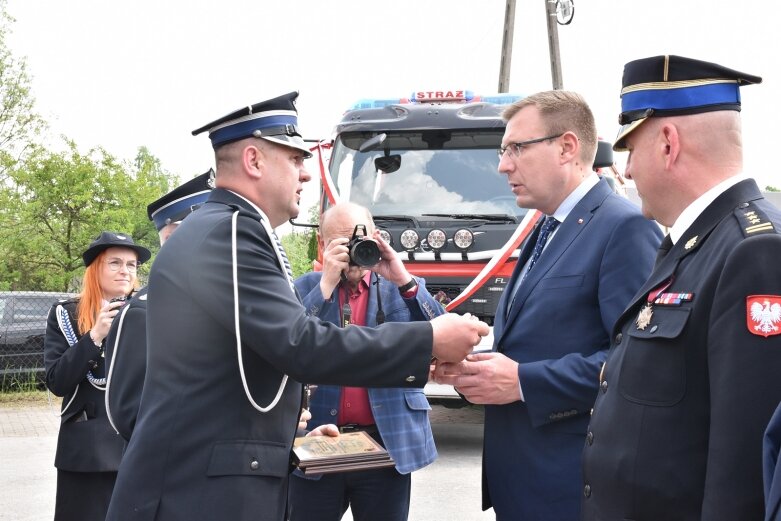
left=58, top=296, right=79, bottom=306
left=734, top=202, right=777, bottom=238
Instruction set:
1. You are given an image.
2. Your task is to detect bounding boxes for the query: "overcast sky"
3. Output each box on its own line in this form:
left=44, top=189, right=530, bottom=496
left=5, top=0, right=780, bottom=227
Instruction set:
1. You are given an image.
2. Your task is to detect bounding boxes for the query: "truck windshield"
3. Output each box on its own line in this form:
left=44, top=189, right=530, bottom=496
left=329, top=130, right=523, bottom=217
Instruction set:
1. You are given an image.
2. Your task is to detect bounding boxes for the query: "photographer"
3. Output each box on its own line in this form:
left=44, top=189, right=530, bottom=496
left=289, top=202, right=444, bottom=521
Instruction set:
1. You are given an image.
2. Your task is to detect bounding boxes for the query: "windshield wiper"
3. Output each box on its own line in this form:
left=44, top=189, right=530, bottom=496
left=373, top=215, right=420, bottom=226
left=421, top=213, right=517, bottom=223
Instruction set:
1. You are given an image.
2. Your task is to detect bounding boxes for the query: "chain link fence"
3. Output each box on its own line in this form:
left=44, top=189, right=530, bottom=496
left=0, top=292, right=76, bottom=388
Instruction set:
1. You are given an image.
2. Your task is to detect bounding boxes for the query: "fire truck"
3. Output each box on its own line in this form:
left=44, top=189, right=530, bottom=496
left=313, top=91, right=538, bottom=319
left=311, top=90, right=614, bottom=404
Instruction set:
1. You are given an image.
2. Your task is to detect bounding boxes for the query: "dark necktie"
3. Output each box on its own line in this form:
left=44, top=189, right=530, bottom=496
left=524, top=216, right=560, bottom=279
left=506, top=216, right=560, bottom=318
left=654, top=234, right=673, bottom=268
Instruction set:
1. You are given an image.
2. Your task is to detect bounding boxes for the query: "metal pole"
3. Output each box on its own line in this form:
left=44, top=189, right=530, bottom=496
left=545, top=0, right=564, bottom=89
left=498, top=0, right=516, bottom=93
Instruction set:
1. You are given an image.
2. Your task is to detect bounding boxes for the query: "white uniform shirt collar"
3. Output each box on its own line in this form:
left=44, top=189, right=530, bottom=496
left=550, top=173, right=600, bottom=224
left=669, top=174, right=748, bottom=245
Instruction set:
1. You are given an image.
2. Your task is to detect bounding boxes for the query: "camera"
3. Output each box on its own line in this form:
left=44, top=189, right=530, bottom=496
left=346, top=224, right=381, bottom=267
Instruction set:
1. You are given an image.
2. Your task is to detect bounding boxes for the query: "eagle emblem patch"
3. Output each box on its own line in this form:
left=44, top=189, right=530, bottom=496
left=747, top=295, right=781, bottom=338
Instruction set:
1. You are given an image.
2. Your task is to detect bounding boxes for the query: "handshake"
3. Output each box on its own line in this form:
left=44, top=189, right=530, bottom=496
left=429, top=313, right=490, bottom=363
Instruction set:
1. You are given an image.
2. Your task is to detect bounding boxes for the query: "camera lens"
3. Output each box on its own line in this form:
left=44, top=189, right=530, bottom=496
left=349, top=238, right=381, bottom=267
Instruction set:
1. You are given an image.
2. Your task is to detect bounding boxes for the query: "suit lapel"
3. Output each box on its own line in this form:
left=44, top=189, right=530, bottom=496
left=499, top=180, right=612, bottom=343
left=494, top=218, right=544, bottom=334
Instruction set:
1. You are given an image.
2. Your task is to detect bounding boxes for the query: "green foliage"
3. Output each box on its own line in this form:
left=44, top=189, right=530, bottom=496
left=0, top=370, right=39, bottom=392
left=0, top=140, right=176, bottom=291
left=0, top=1, right=46, bottom=177
left=0, top=6, right=177, bottom=291
left=766, top=185, right=780, bottom=192
left=282, top=230, right=317, bottom=278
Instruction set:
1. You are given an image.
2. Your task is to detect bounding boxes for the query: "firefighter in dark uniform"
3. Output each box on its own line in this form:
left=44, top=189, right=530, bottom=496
left=581, top=55, right=781, bottom=521
left=44, top=232, right=151, bottom=521
left=104, top=170, right=213, bottom=442
left=105, top=92, right=488, bottom=521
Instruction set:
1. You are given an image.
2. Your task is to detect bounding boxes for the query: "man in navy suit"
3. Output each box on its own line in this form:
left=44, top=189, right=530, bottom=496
left=435, top=90, right=662, bottom=520
left=288, top=202, right=443, bottom=521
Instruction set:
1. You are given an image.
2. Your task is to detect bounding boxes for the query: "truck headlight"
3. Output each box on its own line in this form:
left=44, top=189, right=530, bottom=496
left=427, top=229, right=447, bottom=251
left=400, top=229, right=419, bottom=251
left=453, top=228, right=474, bottom=250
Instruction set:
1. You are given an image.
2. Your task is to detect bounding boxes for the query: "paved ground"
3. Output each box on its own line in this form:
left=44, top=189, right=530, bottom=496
left=0, top=400, right=490, bottom=521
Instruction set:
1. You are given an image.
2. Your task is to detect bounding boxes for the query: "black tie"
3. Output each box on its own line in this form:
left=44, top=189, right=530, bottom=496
left=654, top=234, right=673, bottom=268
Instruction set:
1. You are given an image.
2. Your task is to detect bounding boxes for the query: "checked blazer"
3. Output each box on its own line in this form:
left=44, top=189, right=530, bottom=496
left=295, top=271, right=444, bottom=474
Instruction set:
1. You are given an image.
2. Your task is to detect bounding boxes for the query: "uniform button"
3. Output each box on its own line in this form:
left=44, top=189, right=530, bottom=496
left=586, top=431, right=594, bottom=445
left=650, top=325, right=658, bottom=333
left=584, top=484, right=591, bottom=498
left=614, top=333, right=622, bottom=344
left=250, top=459, right=259, bottom=471
left=330, top=409, right=338, bottom=416
left=405, top=375, right=416, bottom=383
left=600, top=380, right=608, bottom=393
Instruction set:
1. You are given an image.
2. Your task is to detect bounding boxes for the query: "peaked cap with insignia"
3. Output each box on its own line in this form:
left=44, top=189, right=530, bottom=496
left=614, top=55, right=762, bottom=151
left=191, top=91, right=312, bottom=158
left=147, top=169, right=214, bottom=231
left=82, top=231, right=151, bottom=267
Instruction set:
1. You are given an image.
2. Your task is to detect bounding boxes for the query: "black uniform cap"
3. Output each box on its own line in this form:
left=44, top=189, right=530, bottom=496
left=147, top=169, right=214, bottom=231
left=614, top=55, right=762, bottom=151
left=191, top=91, right=312, bottom=158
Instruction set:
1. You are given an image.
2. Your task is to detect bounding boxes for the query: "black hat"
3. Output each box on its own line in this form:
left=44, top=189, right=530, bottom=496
left=191, top=91, right=312, bottom=158
left=614, top=55, right=762, bottom=151
left=82, top=231, right=152, bottom=267
left=147, top=169, right=215, bottom=231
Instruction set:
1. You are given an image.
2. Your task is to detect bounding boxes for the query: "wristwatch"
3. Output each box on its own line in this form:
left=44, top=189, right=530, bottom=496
left=398, top=278, right=417, bottom=294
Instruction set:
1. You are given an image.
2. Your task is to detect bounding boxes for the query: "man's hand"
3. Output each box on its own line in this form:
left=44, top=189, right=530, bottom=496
left=319, top=237, right=350, bottom=299
left=298, top=408, right=312, bottom=431
left=433, top=352, right=521, bottom=405
left=305, top=424, right=340, bottom=437
left=430, top=313, right=490, bottom=363
left=369, top=230, right=413, bottom=287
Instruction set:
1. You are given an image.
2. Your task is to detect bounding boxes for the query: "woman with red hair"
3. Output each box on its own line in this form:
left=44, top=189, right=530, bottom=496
left=44, top=231, right=150, bottom=521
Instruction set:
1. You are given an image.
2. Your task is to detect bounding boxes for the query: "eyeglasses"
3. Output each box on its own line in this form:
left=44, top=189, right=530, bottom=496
left=105, top=259, right=139, bottom=273
left=497, top=133, right=564, bottom=159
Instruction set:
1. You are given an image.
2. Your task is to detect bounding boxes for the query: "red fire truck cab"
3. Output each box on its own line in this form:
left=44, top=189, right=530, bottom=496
left=317, top=90, right=528, bottom=326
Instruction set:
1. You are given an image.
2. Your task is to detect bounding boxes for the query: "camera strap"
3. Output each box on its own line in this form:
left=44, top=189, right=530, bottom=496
left=341, top=302, right=352, bottom=327
left=374, top=273, right=385, bottom=325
